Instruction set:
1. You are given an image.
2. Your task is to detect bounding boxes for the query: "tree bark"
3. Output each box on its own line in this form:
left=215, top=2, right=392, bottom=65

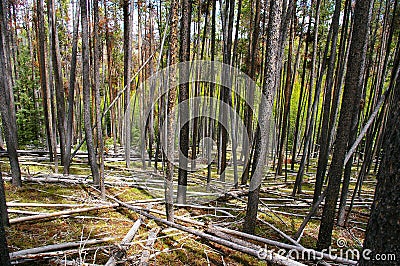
left=80, top=0, right=100, bottom=184
left=313, top=0, right=342, bottom=204
left=0, top=0, right=21, bottom=187
left=165, top=0, right=179, bottom=222
left=244, top=0, right=283, bottom=234
left=35, top=0, right=57, bottom=165
left=359, top=59, right=400, bottom=266
left=293, top=0, right=321, bottom=196
left=177, top=0, right=192, bottom=204
left=63, top=3, right=80, bottom=177
left=317, top=0, right=373, bottom=250
left=93, top=0, right=105, bottom=196
left=123, top=0, right=133, bottom=168
left=0, top=172, right=10, bottom=265
left=48, top=0, right=67, bottom=165
left=241, top=0, right=260, bottom=185
left=64, top=2, right=80, bottom=175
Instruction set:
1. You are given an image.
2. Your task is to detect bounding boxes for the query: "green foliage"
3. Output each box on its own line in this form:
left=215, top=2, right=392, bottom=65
left=14, top=44, right=44, bottom=146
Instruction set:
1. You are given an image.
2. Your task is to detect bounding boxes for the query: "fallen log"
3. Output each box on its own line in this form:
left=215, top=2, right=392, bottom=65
left=105, top=218, right=142, bottom=266
left=11, top=245, right=112, bottom=265
left=9, top=204, right=118, bottom=224
left=95, top=189, right=306, bottom=266
left=205, top=226, right=260, bottom=250
left=10, top=238, right=113, bottom=259
left=50, top=259, right=103, bottom=266
left=139, top=227, right=160, bottom=266
left=213, top=226, right=358, bottom=265
left=256, top=217, right=303, bottom=248
left=7, top=202, right=95, bottom=208
left=216, top=185, right=287, bottom=201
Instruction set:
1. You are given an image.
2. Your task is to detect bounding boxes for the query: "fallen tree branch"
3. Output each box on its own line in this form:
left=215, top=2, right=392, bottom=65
left=7, top=202, right=95, bottom=208
left=9, top=204, right=118, bottom=224
left=105, top=218, right=142, bottom=266
left=10, top=238, right=113, bottom=259
left=139, top=227, right=160, bottom=266
left=213, top=226, right=357, bottom=265
left=91, top=189, right=306, bottom=265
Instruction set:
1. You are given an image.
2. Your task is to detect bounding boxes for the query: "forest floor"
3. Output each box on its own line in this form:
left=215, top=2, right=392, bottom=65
left=0, top=152, right=375, bottom=265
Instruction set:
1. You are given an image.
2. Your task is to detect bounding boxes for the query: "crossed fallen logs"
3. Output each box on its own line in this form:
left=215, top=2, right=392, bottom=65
left=6, top=176, right=359, bottom=266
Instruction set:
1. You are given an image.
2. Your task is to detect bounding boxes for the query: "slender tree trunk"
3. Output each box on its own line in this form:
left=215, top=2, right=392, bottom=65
left=317, top=0, right=373, bottom=250
left=359, top=61, right=400, bottom=266
left=0, top=173, right=10, bottom=266
left=165, top=0, right=179, bottom=222
left=80, top=0, right=100, bottom=184
left=0, top=172, right=8, bottom=227
left=207, top=0, right=216, bottom=188
left=93, top=0, right=105, bottom=196
left=0, top=0, right=21, bottom=187
left=48, top=0, right=66, bottom=165
left=313, top=0, right=342, bottom=204
left=293, top=0, right=321, bottom=196
left=328, top=0, right=352, bottom=150
left=36, top=0, right=59, bottom=170
left=64, top=2, right=80, bottom=175
left=276, top=10, right=294, bottom=176
left=104, top=1, right=117, bottom=154
left=123, top=0, right=133, bottom=168
left=291, top=3, right=311, bottom=171
left=243, top=0, right=282, bottom=234
left=241, top=0, right=260, bottom=185
left=177, top=0, right=192, bottom=205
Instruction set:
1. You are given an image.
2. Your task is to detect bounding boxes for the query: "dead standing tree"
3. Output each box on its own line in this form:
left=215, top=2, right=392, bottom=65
left=244, top=0, right=283, bottom=234
left=164, top=0, right=179, bottom=222
left=317, top=0, right=374, bottom=250
left=0, top=0, right=21, bottom=187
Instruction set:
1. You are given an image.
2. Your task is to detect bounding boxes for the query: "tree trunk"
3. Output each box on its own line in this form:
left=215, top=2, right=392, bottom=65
left=80, top=0, right=100, bottom=184
left=64, top=2, right=80, bottom=175
left=293, top=0, right=321, bottom=196
left=359, top=59, right=400, bottom=266
left=0, top=172, right=8, bottom=227
left=276, top=9, right=294, bottom=176
left=241, top=0, right=260, bottom=185
left=317, top=0, right=373, bottom=250
left=123, top=0, right=133, bottom=168
left=177, top=0, right=192, bottom=204
left=0, top=0, right=21, bottom=187
left=93, top=0, right=105, bottom=196
left=207, top=0, right=216, bottom=189
left=291, top=5, right=312, bottom=171
left=0, top=173, right=10, bottom=266
left=244, top=0, right=282, bottom=234
left=313, top=0, right=342, bottom=204
left=48, top=0, right=66, bottom=165
left=165, top=0, right=179, bottom=222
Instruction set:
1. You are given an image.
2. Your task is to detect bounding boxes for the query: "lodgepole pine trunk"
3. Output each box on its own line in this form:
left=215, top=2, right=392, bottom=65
left=243, top=0, right=283, bottom=234
left=0, top=174, right=10, bottom=265
left=64, top=1, right=80, bottom=175
left=0, top=0, right=21, bottom=187
left=359, top=56, right=400, bottom=266
left=80, top=0, right=100, bottom=184
left=47, top=0, right=66, bottom=166
left=317, top=0, right=373, bottom=250
left=123, top=0, right=133, bottom=168
left=177, top=0, right=192, bottom=204
left=164, top=0, right=179, bottom=222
